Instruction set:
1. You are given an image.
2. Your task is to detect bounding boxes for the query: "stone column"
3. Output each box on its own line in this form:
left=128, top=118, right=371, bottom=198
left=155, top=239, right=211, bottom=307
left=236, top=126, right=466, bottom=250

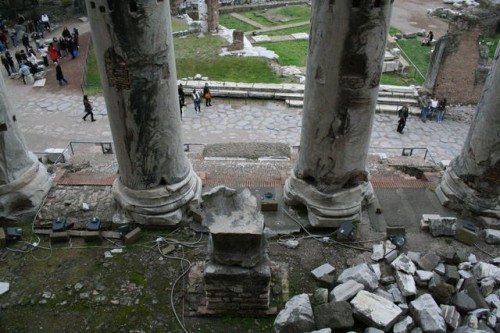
left=86, top=0, right=201, bottom=226
left=197, top=0, right=209, bottom=33
left=0, top=74, right=51, bottom=223
left=206, top=0, right=219, bottom=32
left=436, top=44, right=500, bottom=220
left=284, top=0, right=393, bottom=227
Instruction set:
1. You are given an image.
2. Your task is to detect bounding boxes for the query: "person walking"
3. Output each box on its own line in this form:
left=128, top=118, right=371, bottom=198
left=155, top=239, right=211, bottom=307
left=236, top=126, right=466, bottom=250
left=1, top=55, right=11, bottom=76
left=192, top=89, right=201, bottom=113
left=419, top=94, right=431, bottom=123
left=437, top=98, right=447, bottom=124
left=396, top=104, right=409, bottom=134
left=5, top=51, right=16, bottom=73
left=21, top=33, right=31, bottom=53
left=203, top=83, right=212, bottom=106
left=82, top=95, right=96, bottom=121
left=178, top=84, right=185, bottom=120
left=41, top=14, right=51, bottom=31
left=55, top=61, right=68, bottom=86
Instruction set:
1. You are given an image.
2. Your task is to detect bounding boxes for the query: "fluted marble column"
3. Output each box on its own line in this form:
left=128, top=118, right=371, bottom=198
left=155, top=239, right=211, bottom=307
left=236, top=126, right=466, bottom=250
left=284, top=0, right=393, bottom=227
left=0, top=74, right=51, bottom=223
left=87, top=0, right=201, bottom=226
left=436, top=44, right=500, bottom=219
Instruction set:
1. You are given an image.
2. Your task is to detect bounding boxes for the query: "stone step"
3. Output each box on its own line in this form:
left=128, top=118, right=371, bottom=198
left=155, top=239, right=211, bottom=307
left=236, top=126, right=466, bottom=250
left=378, top=96, right=419, bottom=106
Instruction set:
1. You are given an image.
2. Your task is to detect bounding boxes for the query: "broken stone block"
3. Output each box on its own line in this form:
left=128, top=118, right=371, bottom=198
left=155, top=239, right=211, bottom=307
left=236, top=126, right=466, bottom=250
left=311, top=263, right=335, bottom=280
left=416, top=270, right=433, bottom=282
left=385, top=250, right=398, bottom=264
left=463, top=278, right=489, bottom=309
left=407, top=251, right=421, bottom=263
left=191, top=206, right=203, bottom=223
left=398, top=303, right=409, bottom=315
left=203, top=188, right=265, bottom=268
left=483, top=229, right=500, bottom=244
left=381, top=276, right=396, bottom=285
left=455, top=227, right=478, bottom=245
left=0, top=282, right=9, bottom=295
left=430, top=217, right=457, bottom=237
left=384, top=240, right=397, bottom=255
left=417, top=252, right=440, bottom=271
left=374, top=289, right=394, bottom=302
left=391, top=254, right=417, bottom=274
left=337, top=263, right=379, bottom=291
left=453, top=292, right=477, bottom=313
left=371, top=264, right=381, bottom=280
left=388, top=285, right=405, bottom=304
left=409, top=294, right=446, bottom=333
left=330, top=280, right=364, bottom=302
left=306, top=329, right=332, bottom=333
left=274, top=294, right=315, bottom=333
left=458, top=262, right=473, bottom=270
left=434, top=263, right=446, bottom=275
left=364, top=329, right=384, bottom=333
left=393, top=316, right=414, bottom=333
left=429, top=273, right=455, bottom=305
left=473, top=262, right=500, bottom=280
left=445, top=265, right=460, bottom=285
left=316, top=274, right=336, bottom=289
left=313, top=301, right=354, bottom=331
left=395, top=271, right=416, bottom=297
left=459, top=270, right=473, bottom=279
left=350, top=290, right=402, bottom=331
left=82, top=231, right=101, bottom=242
left=124, top=227, right=141, bottom=245
left=480, top=277, right=495, bottom=297
left=485, top=294, right=500, bottom=308
left=440, top=304, right=461, bottom=330
left=371, top=243, right=384, bottom=261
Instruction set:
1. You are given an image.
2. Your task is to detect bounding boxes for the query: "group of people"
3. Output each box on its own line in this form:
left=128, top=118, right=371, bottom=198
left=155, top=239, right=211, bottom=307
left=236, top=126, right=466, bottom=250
left=396, top=93, right=448, bottom=134
left=419, top=94, right=447, bottom=124
left=1, top=48, right=44, bottom=84
left=178, top=83, right=212, bottom=119
left=0, top=13, right=52, bottom=52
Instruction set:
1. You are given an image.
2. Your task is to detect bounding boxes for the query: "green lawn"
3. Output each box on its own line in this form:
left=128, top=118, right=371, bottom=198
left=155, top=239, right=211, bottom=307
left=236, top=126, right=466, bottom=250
left=480, top=35, right=500, bottom=59
left=241, top=4, right=310, bottom=27
left=84, top=44, right=103, bottom=95
left=265, top=24, right=310, bottom=37
left=396, top=38, right=431, bottom=83
left=260, top=40, right=308, bottom=66
left=219, top=14, right=258, bottom=32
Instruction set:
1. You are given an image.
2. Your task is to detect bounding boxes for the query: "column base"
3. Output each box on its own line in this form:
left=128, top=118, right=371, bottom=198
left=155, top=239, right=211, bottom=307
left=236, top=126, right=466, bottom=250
left=0, top=154, right=52, bottom=223
left=283, top=172, right=373, bottom=228
left=436, top=167, right=500, bottom=219
left=112, top=166, right=202, bottom=226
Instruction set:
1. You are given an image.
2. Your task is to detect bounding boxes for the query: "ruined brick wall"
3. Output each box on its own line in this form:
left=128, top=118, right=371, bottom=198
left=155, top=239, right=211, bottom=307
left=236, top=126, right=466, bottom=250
left=429, top=21, right=486, bottom=104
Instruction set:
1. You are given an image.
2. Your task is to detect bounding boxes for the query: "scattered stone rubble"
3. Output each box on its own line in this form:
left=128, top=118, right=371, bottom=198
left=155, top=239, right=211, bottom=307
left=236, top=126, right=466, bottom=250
left=273, top=224, right=500, bottom=332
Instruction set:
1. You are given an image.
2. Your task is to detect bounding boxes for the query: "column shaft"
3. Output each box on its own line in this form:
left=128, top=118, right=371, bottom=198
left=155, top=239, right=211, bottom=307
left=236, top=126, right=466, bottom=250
left=87, top=0, right=201, bottom=226
left=284, top=0, right=393, bottom=227
left=437, top=44, right=500, bottom=218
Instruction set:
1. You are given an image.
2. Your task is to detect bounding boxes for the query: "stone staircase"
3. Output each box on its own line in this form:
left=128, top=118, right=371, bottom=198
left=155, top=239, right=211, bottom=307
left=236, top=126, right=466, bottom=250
left=179, top=80, right=420, bottom=115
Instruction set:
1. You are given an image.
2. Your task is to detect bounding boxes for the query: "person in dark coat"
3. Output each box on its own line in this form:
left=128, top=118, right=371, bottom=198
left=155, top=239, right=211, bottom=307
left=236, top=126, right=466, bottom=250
left=1, top=55, right=11, bottom=76
left=396, top=104, right=409, bottom=134
left=54, top=61, right=68, bottom=86
left=203, top=82, right=212, bottom=106
left=5, top=51, right=15, bottom=73
left=82, top=95, right=96, bottom=121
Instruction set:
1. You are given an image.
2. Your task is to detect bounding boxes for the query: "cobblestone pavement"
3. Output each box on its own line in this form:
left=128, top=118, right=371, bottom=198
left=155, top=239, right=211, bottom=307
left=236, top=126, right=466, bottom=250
left=7, top=89, right=470, bottom=164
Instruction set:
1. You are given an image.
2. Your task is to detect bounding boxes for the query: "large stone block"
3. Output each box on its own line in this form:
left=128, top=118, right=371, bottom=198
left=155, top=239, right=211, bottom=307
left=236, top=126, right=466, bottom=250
left=274, top=294, right=315, bottom=333
left=203, top=187, right=265, bottom=267
left=350, top=290, right=402, bottom=331
left=313, top=301, right=354, bottom=331
left=409, top=294, right=446, bottom=333
left=337, top=263, right=379, bottom=291
left=330, top=280, right=364, bottom=302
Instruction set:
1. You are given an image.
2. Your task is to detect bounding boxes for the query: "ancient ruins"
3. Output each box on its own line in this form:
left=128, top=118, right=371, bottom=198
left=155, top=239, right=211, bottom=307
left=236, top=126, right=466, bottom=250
left=0, top=72, right=51, bottom=224
left=87, top=0, right=201, bottom=226
left=283, top=1, right=393, bottom=227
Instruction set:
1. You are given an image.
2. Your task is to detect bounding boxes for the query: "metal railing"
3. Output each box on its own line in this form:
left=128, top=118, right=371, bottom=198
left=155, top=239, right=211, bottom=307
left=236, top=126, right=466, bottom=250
left=395, top=40, right=427, bottom=84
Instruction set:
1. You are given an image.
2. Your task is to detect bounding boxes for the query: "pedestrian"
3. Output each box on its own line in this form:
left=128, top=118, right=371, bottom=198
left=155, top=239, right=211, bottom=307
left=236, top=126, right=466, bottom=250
left=82, top=95, right=96, bottom=121
left=22, top=33, right=31, bottom=53
left=437, top=98, right=447, bottom=124
left=62, top=26, right=71, bottom=39
left=396, top=104, right=409, bottom=134
left=5, top=51, right=15, bottom=73
left=14, top=50, right=23, bottom=67
left=19, top=63, right=31, bottom=85
left=419, top=94, right=431, bottom=123
left=9, top=28, right=18, bottom=48
left=47, top=42, right=58, bottom=63
left=58, top=37, right=68, bottom=58
left=1, top=55, right=11, bottom=76
left=178, top=84, right=185, bottom=107
left=41, top=14, right=50, bottom=31
left=203, top=82, right=212, bottom=106
left=429, top=95, right=439, bottom=121
left=192, top=89, right=201, bottom=113
left=54, top=61, right=68, bottom=86
left=422, top=31, right=434, bottom=46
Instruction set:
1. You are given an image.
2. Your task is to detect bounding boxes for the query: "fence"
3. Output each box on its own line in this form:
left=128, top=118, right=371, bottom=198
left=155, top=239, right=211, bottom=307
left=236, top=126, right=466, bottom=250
left=395, top=41, right=427, bottom=85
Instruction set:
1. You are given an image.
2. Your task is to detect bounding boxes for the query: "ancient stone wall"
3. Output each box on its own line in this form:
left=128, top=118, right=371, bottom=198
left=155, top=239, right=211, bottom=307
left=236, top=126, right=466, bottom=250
left=425, top=19, right=488, bottom=104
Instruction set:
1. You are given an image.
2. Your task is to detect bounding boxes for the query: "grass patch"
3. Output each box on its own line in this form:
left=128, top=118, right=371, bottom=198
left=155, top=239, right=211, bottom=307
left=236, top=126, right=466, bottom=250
left=380, top=72, right=410, bottom=86
left=480, top=34, right=500, bottom=59
left=264, top=24, right=310, bottom=37
left=389, top=26, right=402, bottom=36
left=396, top=38, right=431, bottom=83
left=171, top=16, right=188, bottom=32
left=175, top=34, right=280, bottom=82
left=84, top=44, right=103, bottom=96
left=241, top=4, right=310, bottom=27
left=219, top=14, right=258, bottom=32
left=260, top=40, right=308, bottom=66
